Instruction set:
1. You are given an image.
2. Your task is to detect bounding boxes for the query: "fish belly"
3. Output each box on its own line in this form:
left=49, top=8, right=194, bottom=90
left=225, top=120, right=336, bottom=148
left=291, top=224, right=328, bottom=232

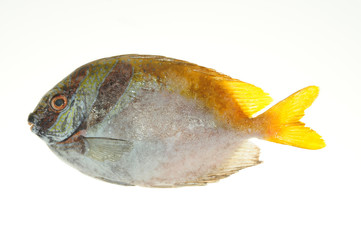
left=67, top=89, right=249, bottom=186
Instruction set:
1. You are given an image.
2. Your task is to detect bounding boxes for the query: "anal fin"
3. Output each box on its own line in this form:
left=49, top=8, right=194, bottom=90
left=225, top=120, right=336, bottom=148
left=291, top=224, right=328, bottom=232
left=177, top=140, right=261, bottom=186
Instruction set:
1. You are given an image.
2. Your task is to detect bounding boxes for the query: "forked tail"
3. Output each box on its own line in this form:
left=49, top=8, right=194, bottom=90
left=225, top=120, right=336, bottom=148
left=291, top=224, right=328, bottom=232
left=255, top=86, right=325, bottom=149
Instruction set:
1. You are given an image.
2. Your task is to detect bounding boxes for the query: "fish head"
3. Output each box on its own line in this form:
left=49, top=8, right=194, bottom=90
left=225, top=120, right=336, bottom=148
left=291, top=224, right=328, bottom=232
left=28, top=61, right=104, bottom=144
left=28, top=91, right=68, bottom=144
left=28, top=58, right=133, bottom=145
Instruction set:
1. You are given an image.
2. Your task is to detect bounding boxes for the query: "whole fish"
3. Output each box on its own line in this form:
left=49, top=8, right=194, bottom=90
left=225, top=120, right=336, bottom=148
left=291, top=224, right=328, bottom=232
left=28, top=55, right=325, bottom=187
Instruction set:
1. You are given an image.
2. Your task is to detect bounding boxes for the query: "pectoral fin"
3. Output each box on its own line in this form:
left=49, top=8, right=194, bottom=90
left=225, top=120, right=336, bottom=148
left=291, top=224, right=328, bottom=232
left=84, top=137, right=133, bottom=162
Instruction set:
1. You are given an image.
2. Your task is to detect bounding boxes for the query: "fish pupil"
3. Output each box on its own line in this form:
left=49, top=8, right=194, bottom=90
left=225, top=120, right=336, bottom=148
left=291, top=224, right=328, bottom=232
left=55, top=99, right=64, bottom=107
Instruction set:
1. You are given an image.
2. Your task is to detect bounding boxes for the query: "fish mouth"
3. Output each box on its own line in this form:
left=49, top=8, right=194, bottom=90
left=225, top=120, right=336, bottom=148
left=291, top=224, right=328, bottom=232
left=28, top=113, right=38, bottom=132
left=27, top=113, right=58, bottom=145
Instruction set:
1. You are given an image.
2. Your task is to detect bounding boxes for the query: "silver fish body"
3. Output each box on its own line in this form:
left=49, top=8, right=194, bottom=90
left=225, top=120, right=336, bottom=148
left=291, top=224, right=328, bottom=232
left=28, top=55, right=324, bottom=187
left=48, top=83, right=255, bottom=187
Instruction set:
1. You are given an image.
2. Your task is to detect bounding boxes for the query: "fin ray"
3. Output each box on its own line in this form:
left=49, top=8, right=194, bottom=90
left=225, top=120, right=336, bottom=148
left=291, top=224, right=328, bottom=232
left=84, top=137, right=133, bottom=162
left=176, top=140, right=261, bottom=186
left=219, top=80, right=273, bottom=117
left=257, top=86, right=325, bottom=149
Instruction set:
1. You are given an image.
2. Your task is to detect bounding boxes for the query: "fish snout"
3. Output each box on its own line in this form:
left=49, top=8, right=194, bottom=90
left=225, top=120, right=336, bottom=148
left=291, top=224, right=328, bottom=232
left=28, top=113, right=39, bottom=129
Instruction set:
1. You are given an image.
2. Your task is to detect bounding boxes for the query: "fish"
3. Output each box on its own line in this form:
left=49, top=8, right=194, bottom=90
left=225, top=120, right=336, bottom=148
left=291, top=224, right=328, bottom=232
left=28, top=55, right=325, bottom=187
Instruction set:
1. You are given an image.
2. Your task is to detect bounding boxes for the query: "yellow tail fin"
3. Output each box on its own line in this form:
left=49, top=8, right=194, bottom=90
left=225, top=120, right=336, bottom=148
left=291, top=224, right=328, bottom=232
left=256, top=86, right=325, bottom=150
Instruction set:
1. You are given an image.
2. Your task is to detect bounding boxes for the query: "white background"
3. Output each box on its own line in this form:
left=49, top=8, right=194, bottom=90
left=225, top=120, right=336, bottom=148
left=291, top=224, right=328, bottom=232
left=1, top=0, right=360, bottom=239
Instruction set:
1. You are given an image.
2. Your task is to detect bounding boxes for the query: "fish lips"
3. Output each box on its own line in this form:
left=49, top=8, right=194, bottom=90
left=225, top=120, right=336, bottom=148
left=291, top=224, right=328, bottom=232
left=28, top=113, right=52, bottom=144
left=28, top=113, right=38, bottom=132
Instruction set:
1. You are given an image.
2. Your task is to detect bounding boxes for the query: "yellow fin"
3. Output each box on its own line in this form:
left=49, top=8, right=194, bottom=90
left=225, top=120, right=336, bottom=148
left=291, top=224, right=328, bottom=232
left=176, top=141, right=261, bottom=186
left=220, top=79, right=273, bottom=117
left=257, top=86, right=326, bottom=150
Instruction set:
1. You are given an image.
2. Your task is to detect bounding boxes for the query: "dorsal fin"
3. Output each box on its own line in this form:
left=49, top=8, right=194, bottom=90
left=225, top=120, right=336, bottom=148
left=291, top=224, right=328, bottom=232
left=175, top=140, right=261, bottom=187
left=187, top=65, right=273, bottom=118
left=218, top=79, right=273, bottom=118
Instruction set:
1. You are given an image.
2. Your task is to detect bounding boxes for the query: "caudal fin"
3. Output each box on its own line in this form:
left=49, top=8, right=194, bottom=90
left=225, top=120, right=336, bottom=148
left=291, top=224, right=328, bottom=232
left=256, top=86, right=325, bottom=150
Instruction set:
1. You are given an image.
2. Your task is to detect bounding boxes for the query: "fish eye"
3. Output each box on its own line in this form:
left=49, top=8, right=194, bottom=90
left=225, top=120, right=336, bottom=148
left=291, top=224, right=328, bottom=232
left=50, top=95, right=68, bottom=111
